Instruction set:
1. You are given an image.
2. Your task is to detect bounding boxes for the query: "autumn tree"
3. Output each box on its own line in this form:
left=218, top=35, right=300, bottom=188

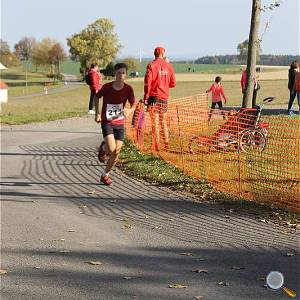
left=32, top=38, right=57, bottom=71
left=14, top=37, right=37, bottom=61
left=14, top=37, right=37, bottom=88
left=0, top=39, right=20, bottom=67
left=48, top=42, right=67, bottom=78
left=67, top=18, right=122, bottom=73
left=237, top=39, right=261, bottom=64
left=119, top=57, right=138, bottom=72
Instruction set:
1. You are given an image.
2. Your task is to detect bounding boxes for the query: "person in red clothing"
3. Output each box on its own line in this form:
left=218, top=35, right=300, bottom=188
left=88, top=63, right=102, bottom=114
left=240, top=68, right=259, bottom=107
left=94, top=63, right=136, bottom=185
left=144, top=46, right=176, bottom=151
left=206, top=76, right=227, bottom=121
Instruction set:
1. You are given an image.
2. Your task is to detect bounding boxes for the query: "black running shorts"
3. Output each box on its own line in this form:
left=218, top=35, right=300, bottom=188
left=101, top=123, right=125, bottom=141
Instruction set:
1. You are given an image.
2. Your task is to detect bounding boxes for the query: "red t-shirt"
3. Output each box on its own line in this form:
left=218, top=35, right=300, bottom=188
left=96, top=82, right=135, bottom=125
left=144, top=58, right=176, bottom=101
left=88, top=68, right=102, bottom=91
left=207, top=83, right=226, bottom=103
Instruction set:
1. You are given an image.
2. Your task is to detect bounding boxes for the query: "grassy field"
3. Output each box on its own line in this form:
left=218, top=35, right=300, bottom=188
left=0, top=67, right=63, bottom=97
left=0, top=78, right=291, bottom=125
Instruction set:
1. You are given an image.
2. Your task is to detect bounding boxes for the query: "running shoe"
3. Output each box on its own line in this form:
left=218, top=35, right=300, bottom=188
left=100, top=175, right=112, bottom=186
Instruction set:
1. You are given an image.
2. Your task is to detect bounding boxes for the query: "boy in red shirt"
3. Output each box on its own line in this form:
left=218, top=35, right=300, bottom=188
left=95, top=63, right=136, bottom=185
left=144, top=46, right=176, bottom=151
left=206, top=76, right=227, bottom=121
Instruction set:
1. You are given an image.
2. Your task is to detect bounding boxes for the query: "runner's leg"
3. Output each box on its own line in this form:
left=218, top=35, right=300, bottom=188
left=149, top=106, right=159, bottom=151
left=105, top=138, right=123, bottom=174
left=159, top=112, right=169, bottom=148
left=209, top=103, right=216, bottom=121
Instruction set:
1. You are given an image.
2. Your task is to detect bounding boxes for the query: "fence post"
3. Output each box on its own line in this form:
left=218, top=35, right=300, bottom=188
left=176, top=105, right=185, bottom=172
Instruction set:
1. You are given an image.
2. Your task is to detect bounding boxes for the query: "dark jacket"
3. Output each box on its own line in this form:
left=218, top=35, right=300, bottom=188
left=288, top=68, right=297, bottom=90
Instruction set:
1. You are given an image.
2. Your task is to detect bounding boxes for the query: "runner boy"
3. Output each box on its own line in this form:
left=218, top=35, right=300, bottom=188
left=95, top=63, right=135, bottom=185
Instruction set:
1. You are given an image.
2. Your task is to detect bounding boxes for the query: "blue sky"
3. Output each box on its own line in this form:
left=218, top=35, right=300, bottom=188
left=1, top=0, right=299, bottom=59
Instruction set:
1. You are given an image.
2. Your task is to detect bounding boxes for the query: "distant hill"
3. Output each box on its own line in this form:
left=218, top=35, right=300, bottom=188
left=194, top=55, right=300, bottom=66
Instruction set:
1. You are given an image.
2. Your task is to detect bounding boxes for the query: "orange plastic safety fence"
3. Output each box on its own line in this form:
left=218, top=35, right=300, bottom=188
left=126, top=94, right=300, bottom=212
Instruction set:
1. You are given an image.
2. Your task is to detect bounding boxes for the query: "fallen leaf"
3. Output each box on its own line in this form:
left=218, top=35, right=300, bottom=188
left=260, top=219, right=267, bottom=223
left=152, top=226, right=161, bottom=230
left=217, top=281, right=230, bottom=286
left=168, top=284, right=187, bottom=288
left=53, top=239, right=65, bottom=242
left=86, top=261, right=102, bottom=265
left=123, top=276, right=132, bottom=280
left=59, top=250, right=70, bottom=253
left=122, top=218, right=130, bottom=222
left=192, top=269, right=208, bottom=273
left=144, top=215, right=150, bottom=219
left=194, top=297, right=204, bottom=300
left=78, top=205, right=87, bottom=208
left=122, top=224, right=133, bottom=230
left=34, top=266, right=41, bottom=269
left=0, top=269, right=8, bottom=275
left=180, top=252, right=193, bottom=256
left=257, top=276, right=265, bottom=281
left=231, top=266, right=245, bottom=270
left=87, top=190, right=96, bottom=195
left=67, top=229, right=75, bottom=232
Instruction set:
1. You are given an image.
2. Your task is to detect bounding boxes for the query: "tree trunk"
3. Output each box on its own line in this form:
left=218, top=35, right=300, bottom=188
left=242, top=0, right=261, bottom=108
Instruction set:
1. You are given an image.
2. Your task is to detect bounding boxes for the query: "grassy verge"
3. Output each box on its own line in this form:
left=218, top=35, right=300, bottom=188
left=0, top=86, right=89, bottom=124
left=118, top=139, right=300, bottom=226
left=1, top=66, right=64, bottom=97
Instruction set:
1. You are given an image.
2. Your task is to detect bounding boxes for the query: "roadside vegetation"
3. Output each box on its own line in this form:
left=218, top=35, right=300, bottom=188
left=0, top=76, right=292, bottom=125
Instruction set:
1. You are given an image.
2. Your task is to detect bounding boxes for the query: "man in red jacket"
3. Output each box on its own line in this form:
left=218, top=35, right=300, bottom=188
left=88, top=63, right=102, bottom=114
left=144, top=47, right=176, bottom=151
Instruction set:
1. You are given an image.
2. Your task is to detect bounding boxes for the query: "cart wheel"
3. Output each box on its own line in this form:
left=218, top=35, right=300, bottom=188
left=188, top=136, right=212, bottom=154
left=239, top=130, right=266, bottom=153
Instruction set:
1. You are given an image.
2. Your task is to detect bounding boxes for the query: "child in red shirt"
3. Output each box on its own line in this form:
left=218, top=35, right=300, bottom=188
left=206, top=76, right=227, bottom=121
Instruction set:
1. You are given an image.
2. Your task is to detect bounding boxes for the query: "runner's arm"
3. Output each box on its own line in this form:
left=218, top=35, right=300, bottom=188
left=169, top=66, right=176, bottom=88
left=221, top=87, right=227, bottom=103
left=95, top=89, right=104, bottom=122
left=143, top=65, right=152, bottom=101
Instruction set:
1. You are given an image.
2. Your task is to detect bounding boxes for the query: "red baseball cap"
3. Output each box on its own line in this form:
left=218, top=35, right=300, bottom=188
left=154, top=46, right=165, bottom=57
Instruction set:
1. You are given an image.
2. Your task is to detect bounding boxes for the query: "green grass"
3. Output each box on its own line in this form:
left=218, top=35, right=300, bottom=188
left=135, top=62, right=241, bottom=76
left=60, top=60, right=81, bottom=75
left=0, top=86, right=89, bottom=124
left=0, top=79, right=291, bottom=125
left=0, top=66, right=63, bottom=97
left=128, top=79, right=289, bottom=106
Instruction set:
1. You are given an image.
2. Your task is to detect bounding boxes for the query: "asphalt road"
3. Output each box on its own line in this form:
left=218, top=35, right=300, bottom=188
left=1, top=117, right=299, bottom=300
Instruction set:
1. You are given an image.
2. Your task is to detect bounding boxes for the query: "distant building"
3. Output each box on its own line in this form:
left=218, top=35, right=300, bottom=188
left=0, top=62, right=8, bottom=103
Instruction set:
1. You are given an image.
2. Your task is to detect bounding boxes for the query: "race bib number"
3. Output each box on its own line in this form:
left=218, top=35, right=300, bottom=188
left=106, top=103, right=124, bottom=121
